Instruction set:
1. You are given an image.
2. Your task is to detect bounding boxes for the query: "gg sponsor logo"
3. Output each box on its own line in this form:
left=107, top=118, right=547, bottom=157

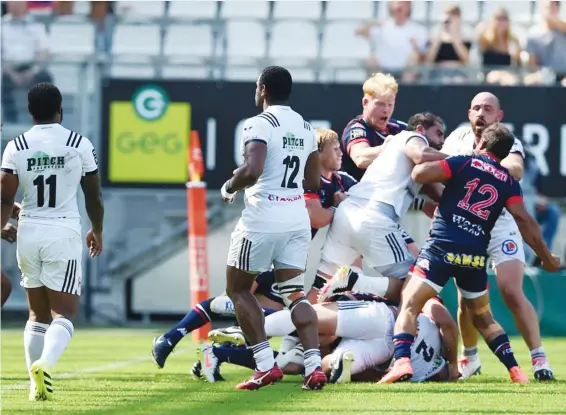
left=444, top=253, right=486, bottom=268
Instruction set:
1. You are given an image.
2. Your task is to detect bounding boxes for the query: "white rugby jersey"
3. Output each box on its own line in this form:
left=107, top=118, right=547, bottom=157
left=1, top=123, right=98, bottom=234
left=442, top=126, right=524, bottom=224
left=347, top=130, right=428, bottom=220
left=237, top=105, right=317, bottom=233
left=410, top=313, right=446, bottom=382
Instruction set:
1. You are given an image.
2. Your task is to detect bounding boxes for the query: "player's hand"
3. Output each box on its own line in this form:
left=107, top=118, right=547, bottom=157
left=11, top=202, right=21, bottom=220
left=333, top=191, right=347, bottom=206
left=541, top=254, right=560, bottom=273
left=448, top=363, right=460, bottom=382
left=1, top=223, right=17, bottom=243
left=221, top=179, right=237, bottom=204
left=86, top=229, right=103, bottom=257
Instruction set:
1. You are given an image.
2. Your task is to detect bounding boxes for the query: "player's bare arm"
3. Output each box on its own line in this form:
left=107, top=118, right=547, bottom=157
left=225, top=141, right=268, bottom=196
left=411, top=160, right=451, bottom=184
left=349, top=141, right=383, bottom=169
left=500, top=153, right=524, bottom=180
left=0, top=171, right=18, bottom=229
left=404, top=137, right=447, bottom=165
left=422, top=299, right=459, bottom=380
left=306, top=198, right=334, bottom=229
left=81, top=173, right=104, bottom=257
left=506, top=201, right=560, bottom=272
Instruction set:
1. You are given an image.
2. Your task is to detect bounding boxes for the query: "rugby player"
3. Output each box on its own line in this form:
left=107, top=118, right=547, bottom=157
left=0, top=83, right=104, bottom=401
left=443, top=92, right=554, bottom=380
left=1, top=202, right=21, bottom=307
left=380, top=124, right=560, bottom=384
left=219, top=66, right=326, bottom=390
left=317, top=112, right=447, bottom=304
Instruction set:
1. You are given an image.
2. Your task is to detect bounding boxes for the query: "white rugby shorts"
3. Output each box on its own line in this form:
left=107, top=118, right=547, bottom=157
left=488, top=213, right=525, bottom=267
left=335, top=300, right=395, bottom=340
left=331, top=337, right=393, bottom=376
left=320, top=198, right=414, bottom=278
left=17, top=223, right=83, bottom=295
left=227, top=226, right=310, bottom=273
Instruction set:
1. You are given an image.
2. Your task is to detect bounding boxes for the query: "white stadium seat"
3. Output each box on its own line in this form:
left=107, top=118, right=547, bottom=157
left=225, top=20, right=266, bottom=63
left=168, top=1, right=219, bottom=19
left=286, top=67, right=316, bottom=82
left=325, top=1, right=376, bottom=20
left=334, top=68, right=367, bottom=83
left=116, top=1, right=165, bottom=19
left=51, top=65, right=80, bottom=94
left=483, top=1, right=534, bottom=24
left=111, top=64, right=156, bottom=79
left=224, top=65, right=261, bottom=81
left=430, top=1, right=480, bottom=23
left=322, top=21, right=369, bottom=60
left=269, top=21, right=318, bottom=60
left=164, top=24, right=215, bottom=60
left=273, top=1, right=322, bottom=20
left=221, top=1, right=270, bottom=19
left=49, top=22, right=95, bottom=57
left=162, top=65, right=210, bottom=80
left=112, top=24, right=161, bottom=58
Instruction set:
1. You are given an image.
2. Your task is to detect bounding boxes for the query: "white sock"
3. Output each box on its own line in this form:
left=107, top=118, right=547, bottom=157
left=40, top=318, right=74, bottom=368
left=265, top=310, right=296, bottom=337
left=251, top=341, right=275, bottom=372
left=352, top=269, right=389, bottom=297
left=463, top=346, right=479, bottom=363
left=304, top=349, right=322, bottom=376
left=24, top=321, right=49, bottom=389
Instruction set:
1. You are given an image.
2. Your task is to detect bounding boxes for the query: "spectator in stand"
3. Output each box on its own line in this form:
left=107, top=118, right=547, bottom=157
left=475, top=7, right=522, bottom=86
left=525, top=0, right=566, bottom=87
left=426, top=5, right=474, bottom=83
left=356, top=1, right=427, bottom=81
left=1, top=1, right=52, bottom=123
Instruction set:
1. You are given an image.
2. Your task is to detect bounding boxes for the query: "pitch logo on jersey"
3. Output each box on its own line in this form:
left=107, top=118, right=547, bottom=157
left=502, top=240, right=519, bottom=255
left=282, top=133, right=305, bottom=150
left=26, top=152, right=65, bottom=172
left=132, top=85, right=169, bottom=121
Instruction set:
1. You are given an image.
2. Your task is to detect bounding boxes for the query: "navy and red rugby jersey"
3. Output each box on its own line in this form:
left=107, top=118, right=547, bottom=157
left=430, top=153, right=523, bottom=255
left=304, top=171, right=357, bottom=238
left=340, top=116, right=407, bottom=181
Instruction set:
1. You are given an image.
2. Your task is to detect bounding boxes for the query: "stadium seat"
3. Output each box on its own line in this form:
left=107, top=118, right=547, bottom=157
left=167, top=1, right=219, bottom=19
left=162, top=65, right=211, bottom=80
left=286, top=67, right=316, bottom=82
left=49, top=22, right=95, bottom=57
left=334, top=68, right=367, bottom=83
left=272, top=1, right=322, bottom=20
left=111, top=64, right=156, bottom=79
left=50, top=65, right=80, bottom=94
left=225, top=20, right=267, bottom=63
left=512, top=23, right=529, bottom=48
left=321, top=21, right=369, bottom=61
left=325, top=1, right=376, bottom=20
left=112, top=24, right=161, bottom=59
left=269, top=21, right=318, bottom=61
left=220, top=1, right=270, bottom=20
left=164, top=24, right=215, bottom=62
left=116, top=1, right=165, bottom=20
left=224, top=65, right=261, bottom=81
left=430, top=1, right=480, bottom=23
left=483, top=1, right=534, bottom=24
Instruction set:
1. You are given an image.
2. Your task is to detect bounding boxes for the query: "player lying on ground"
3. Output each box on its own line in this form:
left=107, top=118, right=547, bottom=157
left=151, top=127, right=356, bottom=369
left=380, top=124, right=560, bottom=385
left=1, top=202, right=21, bottom=307
left=316, top=112, right=447, bottom=304
left=443, top=92, right=553, bottom=381
left=0, top=83, right=104, bottom=401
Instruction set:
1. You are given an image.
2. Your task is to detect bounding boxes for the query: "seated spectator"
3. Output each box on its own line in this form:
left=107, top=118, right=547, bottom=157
left=356, top=1, right=427, bottom=81
left=475, top=7, right=522, bottom=85
left=524, top=0, right=566, bottom=86
left=1, top=1, right=52, bottom=123
left=426, top=5, right=474, bottom=83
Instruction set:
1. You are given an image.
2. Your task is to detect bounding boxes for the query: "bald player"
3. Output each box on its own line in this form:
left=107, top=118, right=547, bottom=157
left=442, top=92, right=553, bottom=381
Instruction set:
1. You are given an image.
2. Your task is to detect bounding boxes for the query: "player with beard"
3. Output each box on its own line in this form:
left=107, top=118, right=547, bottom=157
left=442, top=92, right=554, bottom=381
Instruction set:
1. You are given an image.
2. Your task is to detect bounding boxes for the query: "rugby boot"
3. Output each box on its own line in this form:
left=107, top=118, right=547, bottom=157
left=303, top=367, right=328, bottom=390
left=208, top=326, right=246, bottom=346
left=509, top=366, right=529, bottom=384
left=235, top=364, right=284, bottom=390
left=329, top=351, right=355, bottom=384
left=202, top=344, right=225, bottom=383
left=152, top=335, right=174, bottom=369
left=377, top=357, right=413, bottom=384
left=532, top=358, right=555, bottom=381
left=458, top=356, right=482, bottom=379
left=30, top=360, right=53, bottom=401
left=191, top=360, right=203, bottom=380
left=318, top=266, right=359, bottom=302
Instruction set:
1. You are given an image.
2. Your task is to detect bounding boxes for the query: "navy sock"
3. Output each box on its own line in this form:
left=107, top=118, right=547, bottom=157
left=393, top=333, right=414, bottom=360
left=262, top=308, right=278, bottom=317
left=164, top=298, right=216, bottom=346
left=488, top=334, right=519, bottom=370
left=213, top=344, right=279, bottom=370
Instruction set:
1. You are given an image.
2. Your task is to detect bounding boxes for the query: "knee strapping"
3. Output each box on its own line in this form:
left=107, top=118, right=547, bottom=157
left=278, top=274, right=307, bottom=310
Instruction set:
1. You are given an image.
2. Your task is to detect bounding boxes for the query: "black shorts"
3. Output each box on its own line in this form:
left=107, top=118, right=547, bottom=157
left=411, top=242, right=488, bottom=299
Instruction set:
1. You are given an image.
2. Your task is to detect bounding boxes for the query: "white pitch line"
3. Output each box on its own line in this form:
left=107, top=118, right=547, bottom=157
left=2, top=349, right=190, bottom=392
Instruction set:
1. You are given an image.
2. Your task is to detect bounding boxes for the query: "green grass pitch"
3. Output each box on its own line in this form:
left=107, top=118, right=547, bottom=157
left=1, top=328, right=565, bottom=414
